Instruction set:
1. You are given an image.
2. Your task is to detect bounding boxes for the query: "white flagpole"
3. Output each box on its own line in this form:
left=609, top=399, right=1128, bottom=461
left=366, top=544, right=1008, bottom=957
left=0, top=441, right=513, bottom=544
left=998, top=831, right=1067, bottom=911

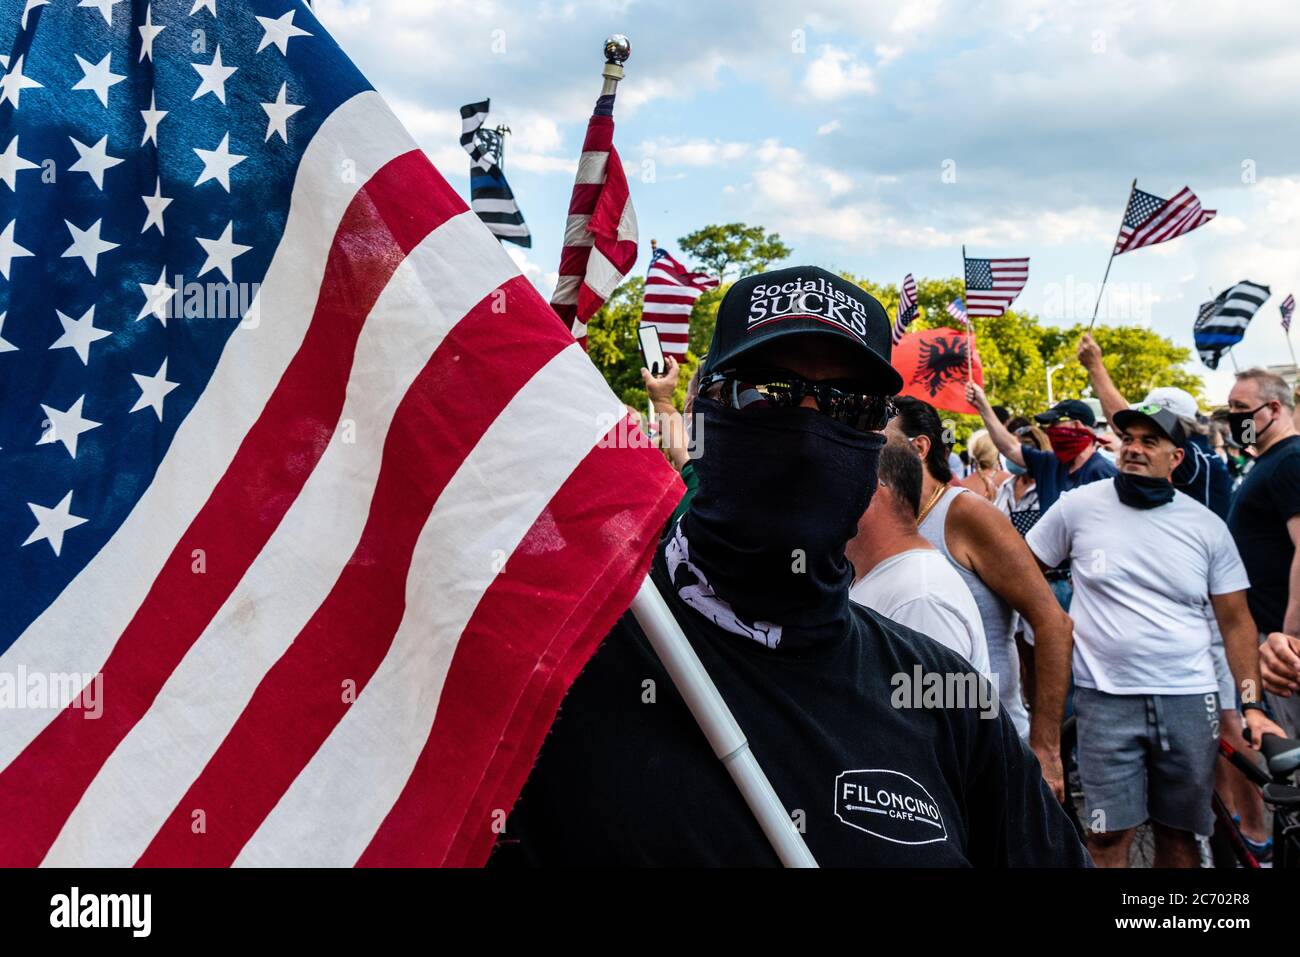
left=630, top=578, right=819, bottom=867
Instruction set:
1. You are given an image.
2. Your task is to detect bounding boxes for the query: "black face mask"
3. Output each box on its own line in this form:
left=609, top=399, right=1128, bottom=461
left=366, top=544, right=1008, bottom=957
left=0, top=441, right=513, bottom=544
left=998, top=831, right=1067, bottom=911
left=673, top=396, right=884, bottom=651
left=1114, top=472, right=1175, bottom=509
left=1226, top=405, right=1273, bottom=447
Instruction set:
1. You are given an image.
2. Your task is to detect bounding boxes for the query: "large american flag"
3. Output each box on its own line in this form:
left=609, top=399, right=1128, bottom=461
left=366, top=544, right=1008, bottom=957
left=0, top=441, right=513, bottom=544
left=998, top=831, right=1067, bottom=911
left=640, top=245, right=717, bottom=357
left=963, top=255, right=1028, bottom=318
left=550, top=91, right=637, bottom=347
left=889, top=272, right=918, bottom=346
left=1114, top=185, right=1216, bottom=256
left=0, top=0, right=681, bottom=867
left=1281, top=293, right=1294, bottom=334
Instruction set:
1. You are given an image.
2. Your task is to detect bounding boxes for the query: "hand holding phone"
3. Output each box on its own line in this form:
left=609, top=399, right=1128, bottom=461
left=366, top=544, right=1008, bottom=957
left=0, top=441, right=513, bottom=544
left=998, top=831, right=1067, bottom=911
left=638, top=324, right=667, bottom=378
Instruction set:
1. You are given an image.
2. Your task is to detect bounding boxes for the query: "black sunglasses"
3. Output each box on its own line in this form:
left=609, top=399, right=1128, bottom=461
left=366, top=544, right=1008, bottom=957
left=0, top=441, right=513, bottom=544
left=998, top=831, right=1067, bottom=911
left=701, top=367, right=896, bottom=432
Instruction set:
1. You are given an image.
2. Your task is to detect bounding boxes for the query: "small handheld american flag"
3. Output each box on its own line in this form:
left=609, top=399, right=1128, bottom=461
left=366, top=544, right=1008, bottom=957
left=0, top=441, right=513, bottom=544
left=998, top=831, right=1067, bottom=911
left=1114, top=184, right=1216, bottom=256
left=963, top=253, right=1027, bottom=319
left=1281, top=294, right=1294, bottom=334
left=890, top=273, right=919, bottom=345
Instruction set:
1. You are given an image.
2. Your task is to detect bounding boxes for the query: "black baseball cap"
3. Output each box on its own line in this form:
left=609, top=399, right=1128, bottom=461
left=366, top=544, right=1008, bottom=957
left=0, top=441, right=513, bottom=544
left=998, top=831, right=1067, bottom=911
left=701, top=266, right=903, bottom=394
left=1035, top=399, right=1096, bottom=427
left=1112, top=403, right=1187, bottom=446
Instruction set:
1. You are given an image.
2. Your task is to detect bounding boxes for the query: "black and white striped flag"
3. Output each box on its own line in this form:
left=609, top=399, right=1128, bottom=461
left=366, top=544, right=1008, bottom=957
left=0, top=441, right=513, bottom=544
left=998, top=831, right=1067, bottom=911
left=459, top=99, right=531, bottom=247
left=1193, top=280, right=1269, bottom=369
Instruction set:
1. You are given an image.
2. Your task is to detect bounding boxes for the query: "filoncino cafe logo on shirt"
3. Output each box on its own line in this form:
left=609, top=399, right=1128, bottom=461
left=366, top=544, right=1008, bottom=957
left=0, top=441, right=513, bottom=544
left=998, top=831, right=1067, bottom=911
left=834, top=769, right=948, bottom=845
left=746, top=277, right=869, bottom=341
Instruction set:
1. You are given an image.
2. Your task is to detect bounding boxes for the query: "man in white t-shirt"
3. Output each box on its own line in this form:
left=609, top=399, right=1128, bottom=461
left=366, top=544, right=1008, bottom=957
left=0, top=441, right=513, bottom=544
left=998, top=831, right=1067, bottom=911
left=1026, top=403, right=1284, bottom=868
left=848, top=438, right=991, bottom=676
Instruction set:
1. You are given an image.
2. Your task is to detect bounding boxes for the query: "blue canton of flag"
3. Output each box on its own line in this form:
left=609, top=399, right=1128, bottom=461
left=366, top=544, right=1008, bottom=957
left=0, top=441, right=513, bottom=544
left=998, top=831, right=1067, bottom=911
left=0, top=0, right=368, bottom=647
left=1122, top=189, right=1165, bottom=229
left=963, top=259, right=992, bottom=289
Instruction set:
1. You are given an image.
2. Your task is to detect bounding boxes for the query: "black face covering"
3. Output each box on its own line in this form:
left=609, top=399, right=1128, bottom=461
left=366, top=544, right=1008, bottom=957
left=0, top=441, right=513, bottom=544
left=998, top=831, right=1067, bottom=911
left=1114, top=472, right=1175, bottom=509
left=1226, top=406, right=1273, bottom=448
left=672, top=395, right=884, bottom=651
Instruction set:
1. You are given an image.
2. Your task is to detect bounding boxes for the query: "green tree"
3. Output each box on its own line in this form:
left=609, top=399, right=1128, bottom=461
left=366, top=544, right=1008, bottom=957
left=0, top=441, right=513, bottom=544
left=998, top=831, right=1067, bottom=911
left=678, top=223, right=792, bottom=358
left=677, top=223, right=791, bottom=282
left=1040, top=324, right=1202, bottom=410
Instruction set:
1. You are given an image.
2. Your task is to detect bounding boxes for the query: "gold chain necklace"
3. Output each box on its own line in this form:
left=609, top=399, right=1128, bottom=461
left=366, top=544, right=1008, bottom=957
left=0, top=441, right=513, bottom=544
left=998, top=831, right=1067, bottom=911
left=916, top=484, right=948, bottom=525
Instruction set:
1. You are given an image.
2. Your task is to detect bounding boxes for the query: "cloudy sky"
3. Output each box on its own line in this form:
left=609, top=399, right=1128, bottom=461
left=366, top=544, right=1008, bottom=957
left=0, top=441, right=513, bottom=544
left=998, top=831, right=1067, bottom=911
left=313, top=0, right=1300, bottom=402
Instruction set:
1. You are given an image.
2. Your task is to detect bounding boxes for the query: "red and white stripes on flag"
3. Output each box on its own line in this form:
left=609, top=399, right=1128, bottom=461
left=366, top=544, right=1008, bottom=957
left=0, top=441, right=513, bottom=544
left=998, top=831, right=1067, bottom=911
left=1281, top=294, right=1295, bottom=333
left=1114, top=185, right=1216, bottom=256
left=890, top=273, right=919, bottom=346
left=0, top=93, right=681, bottom=868
left=551, top=93, right=639, bottom=346
left=963, top=255, right=1029, bottom=318
left=947, top=299, right=969, bottom=327
left=641, top=246, right=719, bottom=356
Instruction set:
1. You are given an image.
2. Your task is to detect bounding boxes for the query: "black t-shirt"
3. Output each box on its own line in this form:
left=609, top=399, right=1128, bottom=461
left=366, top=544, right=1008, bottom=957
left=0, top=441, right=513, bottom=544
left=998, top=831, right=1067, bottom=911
left=488, top=548, right=1090, bottom=867
left=1228, top=434, right=1300, bottom=633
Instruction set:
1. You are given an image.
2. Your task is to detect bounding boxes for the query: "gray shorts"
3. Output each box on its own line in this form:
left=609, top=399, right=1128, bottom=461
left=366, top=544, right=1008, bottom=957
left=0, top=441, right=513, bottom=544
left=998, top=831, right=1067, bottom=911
left=1075, top=687, right=1220, bottom=836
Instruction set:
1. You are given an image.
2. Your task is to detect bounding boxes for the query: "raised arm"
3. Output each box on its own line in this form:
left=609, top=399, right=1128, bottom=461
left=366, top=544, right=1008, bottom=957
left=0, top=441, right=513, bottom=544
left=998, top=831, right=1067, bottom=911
left=641, top=356, right=688, bottom=472
left=1076, top=333, right=1128, bottom=424
left=964, top=381, right=1025, bottom=468
left=949, top=495, right=1074, bottom=800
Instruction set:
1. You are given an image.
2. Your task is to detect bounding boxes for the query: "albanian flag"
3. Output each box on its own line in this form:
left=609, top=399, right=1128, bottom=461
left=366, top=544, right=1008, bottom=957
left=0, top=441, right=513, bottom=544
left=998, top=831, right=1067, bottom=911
left=894, top=327, right=984, bottom=415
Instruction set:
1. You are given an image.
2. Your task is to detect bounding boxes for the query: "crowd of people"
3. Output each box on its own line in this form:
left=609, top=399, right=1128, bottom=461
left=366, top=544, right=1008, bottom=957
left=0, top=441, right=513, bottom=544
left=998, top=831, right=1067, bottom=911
left=490, top=266, right=1300, bottom=868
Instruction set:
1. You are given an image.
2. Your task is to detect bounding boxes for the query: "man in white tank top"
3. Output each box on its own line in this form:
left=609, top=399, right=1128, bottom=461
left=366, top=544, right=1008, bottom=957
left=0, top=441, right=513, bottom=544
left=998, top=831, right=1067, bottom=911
left=848, top=439, right=991, bottom=677
left=889, top=397, right=1077, bottom=802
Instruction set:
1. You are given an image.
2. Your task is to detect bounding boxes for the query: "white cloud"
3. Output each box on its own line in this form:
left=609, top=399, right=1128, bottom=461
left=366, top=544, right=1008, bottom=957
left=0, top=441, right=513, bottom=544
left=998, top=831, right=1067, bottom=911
left=507, top=246, right=554, bottom=297
left=509, top=153, right=577, bottom=175
left=890, top=0, right=944, bottom=32
left=637, top=138, right=751, bottom=168
left=802, top=45, right=875, bottom=100
left=816, top=119, right=841, bottom=135
left=736, top=136, right=1125, bottom=255
left=873, top=44, right=904, bottom=67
